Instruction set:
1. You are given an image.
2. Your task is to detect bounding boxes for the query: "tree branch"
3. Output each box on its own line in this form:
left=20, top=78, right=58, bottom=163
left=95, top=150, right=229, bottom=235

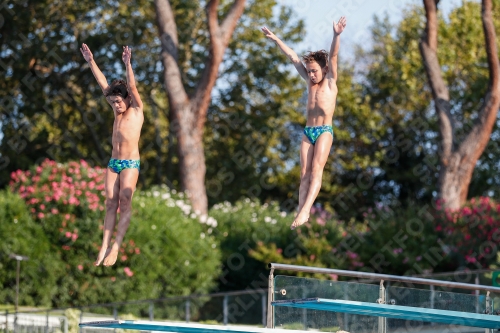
left=220, top=0, right=246, bottom=44
left=191, top=0, right=246, bottom=130
left=458, top=0, right=500, bottom=162
left=420, top=0, right=454, bottom=161
left=155, top=0, right=190, bottom=110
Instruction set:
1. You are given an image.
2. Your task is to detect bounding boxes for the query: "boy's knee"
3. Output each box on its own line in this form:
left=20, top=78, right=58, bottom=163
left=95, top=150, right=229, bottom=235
left=119, top=189, right=133, bottom=207
left=311, top=164, right=324, bottom=176
left=105, top=197, right=119, bottom=210
left=300, top=171, right=312, bottom=181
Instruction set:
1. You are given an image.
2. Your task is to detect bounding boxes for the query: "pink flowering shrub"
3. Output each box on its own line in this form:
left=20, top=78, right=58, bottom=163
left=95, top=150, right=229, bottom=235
left=9, top=159, right=141, bottom=306
left=435, top=197, right=500, bottom=269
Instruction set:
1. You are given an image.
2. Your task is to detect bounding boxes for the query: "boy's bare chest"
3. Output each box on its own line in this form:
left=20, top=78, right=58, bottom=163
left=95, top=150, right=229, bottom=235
left=308, top=83, right=337, bottom=106
left=114, top=109, right=144, bottom=132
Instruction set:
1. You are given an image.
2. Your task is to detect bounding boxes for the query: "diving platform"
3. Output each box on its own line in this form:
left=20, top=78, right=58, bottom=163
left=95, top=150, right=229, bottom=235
left=79, top=263, right=500, bottom=333
left=271, top=298, right=500, bottom=329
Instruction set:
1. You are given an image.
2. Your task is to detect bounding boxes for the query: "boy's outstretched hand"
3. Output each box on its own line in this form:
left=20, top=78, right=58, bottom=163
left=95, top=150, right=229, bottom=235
left=122, top=46, right=132, bottom=65
left=80, top=43, right=94, bottom=62
left=333, top=16, right=347, bottom=35
left=261, top=26, right=278, bottom=41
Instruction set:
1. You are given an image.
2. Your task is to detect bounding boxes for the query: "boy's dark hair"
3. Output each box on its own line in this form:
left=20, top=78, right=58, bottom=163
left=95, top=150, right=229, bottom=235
left=105, top=79, right=128, bottom=99
left=302, top=50, right=329, bottom=68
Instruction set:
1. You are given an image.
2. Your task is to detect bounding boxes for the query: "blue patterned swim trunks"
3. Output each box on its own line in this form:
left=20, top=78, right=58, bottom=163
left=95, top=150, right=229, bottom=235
left=303, top=125, right=334, bottom=145
left=107, top=158, right=140, bottom=173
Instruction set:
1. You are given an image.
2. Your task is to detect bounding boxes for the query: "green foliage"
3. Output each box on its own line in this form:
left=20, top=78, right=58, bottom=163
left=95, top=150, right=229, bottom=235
left=6, top=161, right=220, bottom=308
left=342, top=202, right=456, bottom=276
left=435, top=197, right=500, bottom=269
left=127, top=186, right=221, bottom=299
left=210, top=200, right=346, bottom=290
left=354, top=1, right=500, bottom=210
left=0, top=190, right=59, bottom=307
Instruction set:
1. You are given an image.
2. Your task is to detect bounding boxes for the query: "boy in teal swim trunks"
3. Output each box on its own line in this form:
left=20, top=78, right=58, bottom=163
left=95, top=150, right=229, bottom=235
left=261, top=16, right=347, bottom=229
left=81, top=44, right=144, bottom=266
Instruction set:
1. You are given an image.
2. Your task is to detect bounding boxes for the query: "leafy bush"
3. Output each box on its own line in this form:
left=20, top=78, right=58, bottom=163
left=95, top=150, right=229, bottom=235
left=210, top=200, right=346, bottom=292
left=340, top=202, right=455, bottom=276
left=0, top=190, right=60, bottom=307
left=8, top=160, right=221, bottom=308
left=435, top=197, right=500, bottom=269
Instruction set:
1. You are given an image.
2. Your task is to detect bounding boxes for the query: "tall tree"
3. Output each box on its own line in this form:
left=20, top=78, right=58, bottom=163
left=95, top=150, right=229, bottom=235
left=420, top=0, right=500, bottom=209
left=154, top=0, right=246, bottom=214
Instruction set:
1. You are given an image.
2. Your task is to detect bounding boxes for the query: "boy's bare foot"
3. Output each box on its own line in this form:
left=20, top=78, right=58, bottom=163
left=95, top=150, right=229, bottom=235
left=103, top=246, right=119, bottom=266
left=291, top=212, right=309, bottom=230
left=95, top=247, right=111, bottom=266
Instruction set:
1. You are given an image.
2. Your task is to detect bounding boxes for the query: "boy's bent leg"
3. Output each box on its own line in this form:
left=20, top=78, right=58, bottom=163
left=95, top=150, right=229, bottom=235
left=103, top=167, right=139, bottom=266
left=297, top=135, right=314, bottom=214
left=291, top=133, right=333, bottom=229
left=95, top=168, right=120, bottom=266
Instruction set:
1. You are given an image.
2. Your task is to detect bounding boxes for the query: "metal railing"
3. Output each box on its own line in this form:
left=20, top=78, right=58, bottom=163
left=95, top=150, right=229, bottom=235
left=0, top=311, right=67, bottom=333
left=2, top=288, right=268, bottom=333
left=266, top=263, right=500, bottom=329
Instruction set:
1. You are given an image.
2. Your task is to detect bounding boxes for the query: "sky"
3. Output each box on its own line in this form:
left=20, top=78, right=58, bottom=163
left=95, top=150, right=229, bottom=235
left=281, top=0, right=466, bottom=56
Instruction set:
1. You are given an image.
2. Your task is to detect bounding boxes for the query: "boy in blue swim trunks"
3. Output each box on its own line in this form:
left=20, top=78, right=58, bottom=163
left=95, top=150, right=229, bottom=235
left=262, top=16, right=347, bottom=229
left=81, top=44, right=144, bottom=266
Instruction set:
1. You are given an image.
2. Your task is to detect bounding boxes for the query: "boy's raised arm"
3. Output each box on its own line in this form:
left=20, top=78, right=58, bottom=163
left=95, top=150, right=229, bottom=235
left=261, top=26, right=308, bottom=81
left=80, top=43, right=109, bottom=95
left=122, top=46, right=143, bottom=109
left=328, top=16, right=347, bottom=81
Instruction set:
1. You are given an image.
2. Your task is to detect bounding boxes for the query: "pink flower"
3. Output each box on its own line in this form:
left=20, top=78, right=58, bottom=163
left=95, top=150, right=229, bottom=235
left=309, top=255, right=316, bottom=260
left=71, top=233, right=78, bottom=242
left=134, top=248, right=140, bottom=254
left=68, top=197, right=79, bottom=205
left=65, top=232, right=72, bottom=238
left=62, top=245, right=70, bottom=251
left=124, top=267, right=134, bottom=277
left=329, top=274, right=338, bottom=281
left=78, top=265, right=83, bottom=271
left=465, top=255, right=477, bottom=263
left=37, top=212, right=45, bottom=219
left=462, top=207, right=472, bottom=216
left=121, top=255, right=128, bottom=261
left=51, top=208, right=58, bottom=214
left=40, top=204, right=45, bottom=210
left=65, top=214, right=71, bottom=220
left=111, top=276, right=116, bottom=281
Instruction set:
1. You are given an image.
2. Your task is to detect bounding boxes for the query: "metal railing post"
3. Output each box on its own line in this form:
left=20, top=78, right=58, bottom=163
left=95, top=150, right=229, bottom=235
left=223, top=295, right=228, bottom=326
left=266, top=268, right=274, bottom=328
left=79, top=308, right=83, bottom=333
left=261, top=293, right=266, bottom=327
left=185, top=299, right=190, bottom=323
left=149, top=302, right=154, bottom=321
left=301, top=288, right=307, bottom=330
left=13, top=310, right=17, bottom=333
left=63, top=316, right=68, bottom=333
left=475, top=273, right=480, bottom=314
left=378, top=280, right=386, bottom=333
left=485, top=292, right=493, bottom=333
left=5, top=310, right=8, bottom=333
left=343, top=283, right=349, bottom=331
left=45, top=310, right=49, bottom=333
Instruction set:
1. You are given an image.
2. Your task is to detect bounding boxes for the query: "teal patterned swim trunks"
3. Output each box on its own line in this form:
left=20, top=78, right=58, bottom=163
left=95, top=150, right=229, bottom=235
left=107, top=158, right=140, bottom=173
left=303, top=125, right=334, bottom=145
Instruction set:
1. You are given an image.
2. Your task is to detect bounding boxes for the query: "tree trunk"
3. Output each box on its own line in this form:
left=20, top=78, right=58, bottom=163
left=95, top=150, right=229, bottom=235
left=419, top=0, right=500, bottom=210
left=154, top=0, right=246, bottom=214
